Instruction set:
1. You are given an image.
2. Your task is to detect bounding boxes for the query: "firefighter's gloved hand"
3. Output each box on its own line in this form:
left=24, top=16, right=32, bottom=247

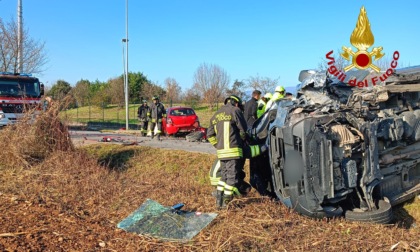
left=240, top=131, right=246, bottom=141
left=244, top=132, right=256, bottom=144
left=260, top=144, right=269, bottom=153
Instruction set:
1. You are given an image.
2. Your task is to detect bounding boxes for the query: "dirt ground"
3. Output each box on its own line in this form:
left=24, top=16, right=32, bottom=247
left=1, top=124, right=419, bottom=251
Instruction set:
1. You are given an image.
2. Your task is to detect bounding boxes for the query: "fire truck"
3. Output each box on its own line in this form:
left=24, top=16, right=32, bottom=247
left=0, top=72, right=45, bottom=127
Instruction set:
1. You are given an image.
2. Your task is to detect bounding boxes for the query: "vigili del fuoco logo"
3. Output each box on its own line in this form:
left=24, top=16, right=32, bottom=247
left=325, top=6, right=400, bottom=88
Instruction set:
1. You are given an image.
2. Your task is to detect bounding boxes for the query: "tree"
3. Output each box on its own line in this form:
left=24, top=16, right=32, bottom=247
left=108, top=77, right=125, bottom=107
left=48, top=80, right=72, bottom=101
left=88, top=80, right=110, bottom=107
left=164, top=77, right=182, bottom=103
left=128, top=72, right=149, bottom=103
left=193, top=63, right=230, bottom=110
left=91, top=86, right=111, bottom=107
left=226, top=79, right=249, bottom=101
left=246, top=75, right=279, bottom=94
left=71, top=79, right=90, bottom=107
left=183, top=87, right=201, bottom=109
left=0, top=17, right=48, bottom=74
left=141, top=81, right=166, bottom=103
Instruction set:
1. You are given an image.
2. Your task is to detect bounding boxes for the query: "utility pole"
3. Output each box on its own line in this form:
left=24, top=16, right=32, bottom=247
left=122, top=38, right=127, bottom=125
left=124, top=0, right=129, bottom=130
left=122, top=39, right=126, bottom=94
left=17, top=0, right=23, bottom=73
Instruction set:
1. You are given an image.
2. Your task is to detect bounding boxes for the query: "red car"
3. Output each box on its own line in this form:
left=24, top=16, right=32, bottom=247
left=162, top=107, right=200, bottom=136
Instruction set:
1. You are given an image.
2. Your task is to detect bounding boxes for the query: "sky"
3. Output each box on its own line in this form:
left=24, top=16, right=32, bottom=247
left=1, top=0, right=419, bottom=92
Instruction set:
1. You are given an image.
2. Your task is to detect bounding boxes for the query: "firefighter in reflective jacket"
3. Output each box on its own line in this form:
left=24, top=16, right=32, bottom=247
left=265, top=86, right=285, bottom=112
left=207, top=95, right=249, bottom=208
left=138, top=99, right=150, bottom=136
left=147, top=96, right=166, bottom=140
left=257, top=93, right=272, bottom=118
left=209, top=143, right=268, bottom=192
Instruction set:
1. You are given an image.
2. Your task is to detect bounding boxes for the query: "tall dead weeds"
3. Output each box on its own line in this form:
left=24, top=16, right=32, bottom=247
left=0, top=97, right=73, bottom=169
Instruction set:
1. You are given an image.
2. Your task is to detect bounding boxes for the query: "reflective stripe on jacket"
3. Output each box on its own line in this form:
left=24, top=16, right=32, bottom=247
left=257, top=99, right=266, bottom=118
left=207, top=103, right=247, bottom=160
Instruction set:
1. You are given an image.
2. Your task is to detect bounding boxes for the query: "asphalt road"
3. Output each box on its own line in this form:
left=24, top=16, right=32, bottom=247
left=70, top=130, right=217, bottom=155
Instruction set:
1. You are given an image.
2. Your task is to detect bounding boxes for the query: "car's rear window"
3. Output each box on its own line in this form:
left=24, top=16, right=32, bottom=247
left=170, top=108, right=195, bottom=116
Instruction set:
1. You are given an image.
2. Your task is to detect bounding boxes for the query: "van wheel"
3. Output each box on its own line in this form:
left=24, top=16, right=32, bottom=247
left=345, top=199, right=393, bottom=224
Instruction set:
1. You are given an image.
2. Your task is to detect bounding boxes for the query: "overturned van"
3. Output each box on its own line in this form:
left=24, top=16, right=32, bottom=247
left=250, top=67, right=420, bottom=223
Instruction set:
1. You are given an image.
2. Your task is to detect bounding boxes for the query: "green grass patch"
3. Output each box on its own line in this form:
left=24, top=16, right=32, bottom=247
left=61, top=103, right=221, bottom=128
left=82, top=144, right=139, bottom=171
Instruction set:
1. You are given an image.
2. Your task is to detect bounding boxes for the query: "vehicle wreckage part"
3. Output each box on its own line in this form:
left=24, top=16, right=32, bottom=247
left=342, top=159, right=357, bottom=188
left=260, top=67, right=420, bottom=223
left=359, top=122, right=382, bottom=211
left=270, top=116, right=344, bottom=218
left=185, top=131, right=204, bottom=142
left=379, top=149, right=420, bottom=165
left=345, top=199, right=393, bottom=224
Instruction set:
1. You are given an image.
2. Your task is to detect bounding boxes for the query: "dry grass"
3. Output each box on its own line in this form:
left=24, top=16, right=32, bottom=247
left=0, top=106, right=419, bottom=251
left=0, top=101, right=73, bottom=169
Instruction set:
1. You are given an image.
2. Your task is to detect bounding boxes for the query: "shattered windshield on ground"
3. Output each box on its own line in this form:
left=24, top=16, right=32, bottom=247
left=117, top=199, right=217, bottom=241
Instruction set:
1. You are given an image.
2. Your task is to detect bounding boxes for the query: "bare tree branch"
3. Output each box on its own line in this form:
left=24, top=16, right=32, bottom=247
left=0, top=17, right=48, bottom=74
left=246, top=74, right=279, bottom=94
left=164, top=77, right=182, bottom=103
left=193, top=63, right=230, bottom=110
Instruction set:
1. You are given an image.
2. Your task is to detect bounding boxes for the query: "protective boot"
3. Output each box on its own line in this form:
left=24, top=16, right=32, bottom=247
left=216, top=190, right=224, bottom=209
left=222, top=194, right=233, bottom=208
left=157, top=134, right=161, bottom=141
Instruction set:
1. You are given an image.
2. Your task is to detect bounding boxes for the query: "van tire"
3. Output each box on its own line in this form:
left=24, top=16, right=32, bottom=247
left=345, top=199, right=393, bottom=224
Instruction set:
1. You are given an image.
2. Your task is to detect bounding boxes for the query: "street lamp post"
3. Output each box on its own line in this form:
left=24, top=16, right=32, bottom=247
left=124, top=0, right=129, bottom=130
left=17, top=0, right=23, bottom=73
left=122, top=39, right=127, bottom=126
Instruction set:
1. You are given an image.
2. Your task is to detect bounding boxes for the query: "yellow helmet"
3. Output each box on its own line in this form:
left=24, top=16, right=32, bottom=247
left=224, top=95, right=242, bottom=105
left=275, top=86, right=285, bottom=92
left=264, top=93, right=273, bottom=99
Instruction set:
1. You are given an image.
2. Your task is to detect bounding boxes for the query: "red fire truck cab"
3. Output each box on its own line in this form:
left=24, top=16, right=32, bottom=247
left=0, top=72, right=44, bottom=127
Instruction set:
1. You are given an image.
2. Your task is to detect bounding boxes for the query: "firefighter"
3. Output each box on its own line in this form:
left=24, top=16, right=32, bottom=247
left=209, top=143, right=268, bottom=195
left=265, top=86, right=285, bottom=112
left=257, top=93, right=272, bottom=118
left=147, top=96, right=166, bottom=141
left=137, top=99, right=150, bottom=137
left=207, top=94, right=249, bottom=208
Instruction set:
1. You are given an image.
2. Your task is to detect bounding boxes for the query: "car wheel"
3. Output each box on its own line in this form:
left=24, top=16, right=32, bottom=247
left=345, top=199, right=393, bottom=224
